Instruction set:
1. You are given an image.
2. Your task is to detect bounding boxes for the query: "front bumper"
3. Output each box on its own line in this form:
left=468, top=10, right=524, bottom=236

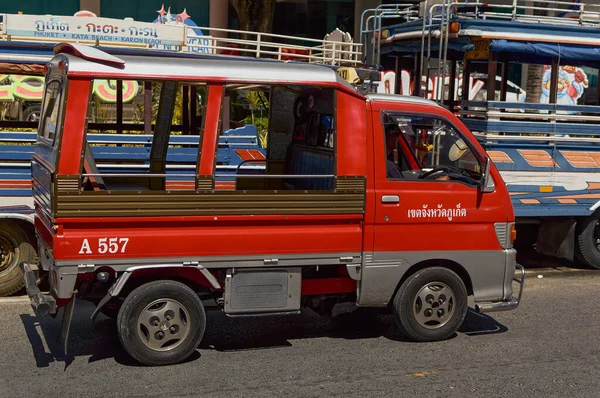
left=20, top=262, right=56, bottom=316
left=474, top=263, right=525, bottom=313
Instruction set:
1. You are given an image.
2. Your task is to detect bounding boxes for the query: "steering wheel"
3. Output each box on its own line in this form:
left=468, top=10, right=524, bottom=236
left=418, top=165, right=474, bottom=184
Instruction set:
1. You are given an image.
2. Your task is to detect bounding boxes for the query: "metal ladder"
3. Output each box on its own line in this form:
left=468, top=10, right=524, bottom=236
left=359, top=3, right=418, bottom=67
left=419, top=0, right=458, bottom=103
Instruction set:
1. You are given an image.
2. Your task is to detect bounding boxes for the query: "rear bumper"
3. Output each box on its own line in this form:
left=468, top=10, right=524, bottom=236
left=20, top=262, right=56, bottom=316
left=474, top=263, right=525, bottom=313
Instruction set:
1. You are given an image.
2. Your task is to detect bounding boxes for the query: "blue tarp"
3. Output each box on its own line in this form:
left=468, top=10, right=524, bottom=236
left=490, top=39, right=600, bottom=64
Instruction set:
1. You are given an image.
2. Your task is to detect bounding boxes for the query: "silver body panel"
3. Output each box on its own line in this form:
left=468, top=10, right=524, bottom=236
left=46, top=247, right=513, bottom=307
left=358, top=249, right=516, bottom=307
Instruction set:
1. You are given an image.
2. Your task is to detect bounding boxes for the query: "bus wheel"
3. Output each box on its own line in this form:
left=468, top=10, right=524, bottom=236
left=0, top=221, right=38, bottom=297
left=576, top=212, right=600, bottom=270
left=117, top=280, right=206, bottom=366
left=392, top=267, right=468, bottom=342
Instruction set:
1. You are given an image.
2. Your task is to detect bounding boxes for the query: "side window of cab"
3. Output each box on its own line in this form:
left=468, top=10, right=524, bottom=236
left=381, top=112, right=482, bottom=186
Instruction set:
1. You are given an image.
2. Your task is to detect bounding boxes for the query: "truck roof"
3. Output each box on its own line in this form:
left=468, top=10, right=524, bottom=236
left=52, top=43, right=362, bottom=95
left=367, top=93, right=440, bottom=107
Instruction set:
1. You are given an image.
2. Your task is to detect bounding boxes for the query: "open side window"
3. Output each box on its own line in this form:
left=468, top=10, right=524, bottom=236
left=215, top=83, right=336, bottom=191
left=80, top=79, right=207, bottom=192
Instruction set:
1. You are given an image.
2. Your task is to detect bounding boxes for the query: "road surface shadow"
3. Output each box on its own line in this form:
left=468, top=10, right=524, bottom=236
left=517, top=248, right=592, bottom=271
left=458, top=309, right=508, bottom=336
left=20, top=302, right=508, bottom=367
left=19, top=300, right=186, bottom=369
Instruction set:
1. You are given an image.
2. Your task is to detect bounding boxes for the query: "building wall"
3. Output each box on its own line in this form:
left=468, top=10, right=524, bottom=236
left=100, top=0, right=209, bottom=25
left=3, top=0, right=80, bottom=15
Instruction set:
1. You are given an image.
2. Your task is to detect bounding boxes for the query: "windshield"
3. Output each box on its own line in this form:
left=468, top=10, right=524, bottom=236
left=37, top=80, right=63, bottom=146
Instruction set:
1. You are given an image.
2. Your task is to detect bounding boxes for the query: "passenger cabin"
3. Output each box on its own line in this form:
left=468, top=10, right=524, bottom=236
left=33, top=44, right=368, bottom=226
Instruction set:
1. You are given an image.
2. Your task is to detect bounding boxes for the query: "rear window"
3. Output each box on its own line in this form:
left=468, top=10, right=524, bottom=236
left=37, top=80, right=63, bottom=145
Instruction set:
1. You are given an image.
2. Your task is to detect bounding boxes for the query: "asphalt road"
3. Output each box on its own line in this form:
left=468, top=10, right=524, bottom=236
left=1, top=266, right=599, bottom=398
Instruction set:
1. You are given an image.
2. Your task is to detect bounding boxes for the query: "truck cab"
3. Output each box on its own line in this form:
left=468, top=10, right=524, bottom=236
left=22, top=43, right=523, bottom=366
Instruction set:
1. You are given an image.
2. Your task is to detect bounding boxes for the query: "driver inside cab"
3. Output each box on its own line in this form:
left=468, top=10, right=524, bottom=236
left=385, top=123, right=466, bottom=181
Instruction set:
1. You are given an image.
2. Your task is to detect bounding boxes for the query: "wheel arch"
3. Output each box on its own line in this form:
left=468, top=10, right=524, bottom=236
left=91, top=265, right=221, bottom=320
left=389, top=258, right=474, bottom=308
left=115, top=266, right=221, bottom=298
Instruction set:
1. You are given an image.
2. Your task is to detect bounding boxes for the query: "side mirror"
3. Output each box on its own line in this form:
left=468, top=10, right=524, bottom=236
left=480, top=156, right=495, bottom=193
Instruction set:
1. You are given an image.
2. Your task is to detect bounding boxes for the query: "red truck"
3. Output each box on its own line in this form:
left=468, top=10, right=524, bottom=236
left=22, top=43, right=524, bottom=366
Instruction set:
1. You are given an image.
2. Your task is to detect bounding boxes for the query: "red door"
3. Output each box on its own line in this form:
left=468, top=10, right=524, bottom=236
left=371, top=104, right=507, bottom=254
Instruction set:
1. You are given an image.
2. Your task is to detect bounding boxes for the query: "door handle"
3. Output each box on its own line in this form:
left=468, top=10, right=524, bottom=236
left=381, top=195, right=400, bottom=204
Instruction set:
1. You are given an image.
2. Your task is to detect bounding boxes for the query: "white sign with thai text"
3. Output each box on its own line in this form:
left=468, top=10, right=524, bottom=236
left=4, top=14, right=185, bottom=47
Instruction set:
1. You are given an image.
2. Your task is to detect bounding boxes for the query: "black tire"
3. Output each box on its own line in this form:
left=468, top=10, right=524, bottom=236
left=117, top=280, right=206, bottom=366
left=576, top=212, right=600, bottom=269
left=0, top=221, right=38, bottom=296
left=22, top=105, right=41, bottom=122
left=392, top=267, right=468, bottom=342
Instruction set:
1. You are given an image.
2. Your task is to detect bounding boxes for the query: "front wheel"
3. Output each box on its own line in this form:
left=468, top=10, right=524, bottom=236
left=392, top=267, right=468, bottom=342
left=117, top=280, right=206, bottom=366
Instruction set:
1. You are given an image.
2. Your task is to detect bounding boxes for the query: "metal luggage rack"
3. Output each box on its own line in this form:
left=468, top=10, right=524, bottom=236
left=440, top=0, right=600, bottom=27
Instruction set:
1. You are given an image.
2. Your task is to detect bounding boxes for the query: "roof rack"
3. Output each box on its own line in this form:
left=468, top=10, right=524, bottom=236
left=0, top=12, right=363, bottom=67
left=439, top=0, right=600, bottom=27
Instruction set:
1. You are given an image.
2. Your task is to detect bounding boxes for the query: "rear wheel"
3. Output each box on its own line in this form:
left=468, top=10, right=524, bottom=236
left=22, top=105, right=41, bottom=122
left=576, top=212, right=600, bottom=269
left=117, top=280, right=206, bottom=366
left=392, top=267, right=468, bottom=342
left=0, top=221, right=38, bottom=296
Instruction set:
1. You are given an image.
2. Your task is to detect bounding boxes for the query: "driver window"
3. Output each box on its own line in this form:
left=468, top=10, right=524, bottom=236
left=382, top=112, right=482, bottom=184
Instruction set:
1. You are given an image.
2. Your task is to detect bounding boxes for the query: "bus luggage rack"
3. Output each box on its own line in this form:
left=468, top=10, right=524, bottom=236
left=0, top=13, right=362, bottom=67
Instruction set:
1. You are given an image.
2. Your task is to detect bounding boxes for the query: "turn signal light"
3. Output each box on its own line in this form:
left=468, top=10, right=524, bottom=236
left=449, top=22, right=460, bottom=33
left=510, top=224, right=517, bottom=246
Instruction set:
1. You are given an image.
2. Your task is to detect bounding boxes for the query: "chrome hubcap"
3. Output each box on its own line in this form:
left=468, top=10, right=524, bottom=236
left=413, top=282, right=455, bottom=329
left=137, top=298, right=191, bottom=351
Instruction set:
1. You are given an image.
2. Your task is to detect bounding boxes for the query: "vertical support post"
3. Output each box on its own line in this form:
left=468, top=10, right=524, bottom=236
left=190, top=85, right=197, bottom=135
left=144, top=81, right=152, bottom=135
left=222, top=94, right=230, bottom=132
left=461, top=59, right=471, bottom=103
left=116, top=80, right=123, bottom=135
left=549, top=57, right=559, bottom=104
left=414, top=53, right=422, bottom=97
left=183, top=85, right=189, bottom=135
left=394, top=55, right=401, bottom=95
left=500, top=59, right=508, bottom=102
left=487, top=52, right=497, bottom=102
left=448, top=59, right=457, bottom=110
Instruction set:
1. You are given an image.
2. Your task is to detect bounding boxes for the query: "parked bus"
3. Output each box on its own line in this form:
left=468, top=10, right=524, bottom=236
left=362, top=0, right=600, bottom=269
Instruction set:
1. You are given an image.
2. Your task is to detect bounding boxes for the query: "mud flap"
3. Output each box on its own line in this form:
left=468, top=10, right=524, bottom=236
left=57, top=296, right=76, bottom=356
left=90, top=291, right=112, bottom=321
